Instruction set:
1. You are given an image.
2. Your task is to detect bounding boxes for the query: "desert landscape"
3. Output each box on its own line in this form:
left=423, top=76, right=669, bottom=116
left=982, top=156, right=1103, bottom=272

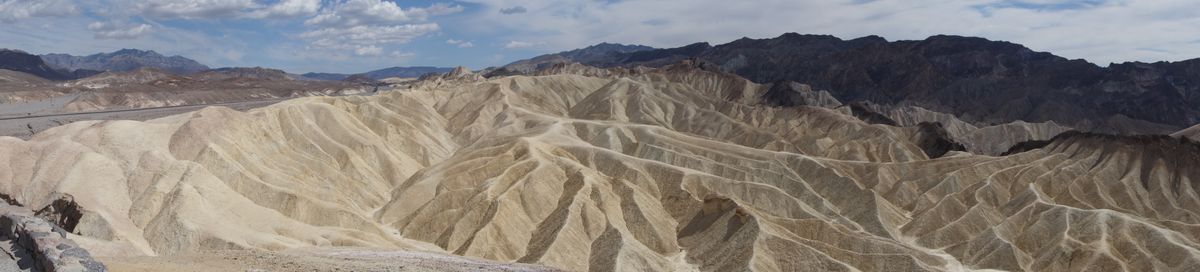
left=2, top=0, right=1200, bottom=271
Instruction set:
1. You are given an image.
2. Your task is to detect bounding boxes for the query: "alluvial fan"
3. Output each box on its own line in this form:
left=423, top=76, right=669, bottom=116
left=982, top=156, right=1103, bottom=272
left=1, top=62, right=1199, bottom=271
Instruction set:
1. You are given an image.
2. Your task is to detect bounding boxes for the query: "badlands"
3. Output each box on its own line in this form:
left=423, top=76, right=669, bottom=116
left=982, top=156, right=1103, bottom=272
left=1, top=61, right=1199, bottom=271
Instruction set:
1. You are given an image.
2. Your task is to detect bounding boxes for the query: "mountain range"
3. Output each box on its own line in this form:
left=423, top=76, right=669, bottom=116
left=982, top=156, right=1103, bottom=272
left=301, top=66, right=455, bottom=81
left=488, top=42, right=655, bottom=75
left=40, top=49, right=210, bottom=75
left=496, top=33, right=1200, bottom=135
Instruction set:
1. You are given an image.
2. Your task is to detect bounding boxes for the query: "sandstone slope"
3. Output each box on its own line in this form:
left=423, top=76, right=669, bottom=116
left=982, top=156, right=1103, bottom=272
left=1174, top=124, right=1200, bottom=141
left=1, top=64, right=1198, bottom=271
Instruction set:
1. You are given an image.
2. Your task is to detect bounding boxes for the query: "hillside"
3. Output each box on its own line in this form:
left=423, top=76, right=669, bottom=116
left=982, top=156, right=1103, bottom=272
left=500, top=34, right=1200, bottom=134
left=2, top=63, right=1198, bottom=271
left=0, top=49, right=73, bottom=80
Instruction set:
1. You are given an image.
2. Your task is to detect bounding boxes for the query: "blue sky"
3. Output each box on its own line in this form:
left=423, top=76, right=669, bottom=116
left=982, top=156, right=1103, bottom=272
left=1, top=0, right=1198, bottom=74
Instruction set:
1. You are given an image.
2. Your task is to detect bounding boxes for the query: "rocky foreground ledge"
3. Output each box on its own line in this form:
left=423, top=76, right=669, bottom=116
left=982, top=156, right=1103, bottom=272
left=0, top=204, right=105, bottom=272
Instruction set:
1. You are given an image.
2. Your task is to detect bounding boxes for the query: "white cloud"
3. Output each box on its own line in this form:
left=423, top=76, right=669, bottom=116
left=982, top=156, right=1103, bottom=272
left=224, top=49, right=245, bottom=61
left=300, top=24, right=440, bottom=49
left=134, top=0, right=320, bottom=19
left=447, top=39, right=474, bottom=48
left=305, top=0, right=461, bottom=27
left=499, top=6, right=526, bottom=15
left=88, top=21, right=153, bottom=39
left=300, top=1, right=460, bottom=57
left=420, top=2, right=464, bottom=17
left=390, top=51, right=415, bottom=58
left=504, top=41, right=543, bottom=49
left=248, top=0, right=320, bottom=18
left=355, top=45, right=382, bottom=56
left=0, top=0, right=78, bottom=22
left=137, top=0, right=257, bottom=19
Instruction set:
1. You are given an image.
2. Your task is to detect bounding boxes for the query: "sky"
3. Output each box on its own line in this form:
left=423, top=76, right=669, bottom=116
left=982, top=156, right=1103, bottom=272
left=0, top=0, right=1198, bottom=74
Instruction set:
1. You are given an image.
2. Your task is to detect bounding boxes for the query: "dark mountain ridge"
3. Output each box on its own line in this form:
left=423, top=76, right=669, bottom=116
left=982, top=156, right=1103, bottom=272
left=487, top=43, right=655, bottom=76
left=501, top=33, right=1200, bottom=134
left=302, top=66, right=454, bottom=81
left=0, top=49, right=74, bottom=80
left=40, top=49, right=209, bottom=75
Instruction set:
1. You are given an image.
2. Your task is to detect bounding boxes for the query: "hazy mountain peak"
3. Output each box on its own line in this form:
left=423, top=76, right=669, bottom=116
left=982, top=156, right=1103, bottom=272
left=40, top=49, right=209, bottom=75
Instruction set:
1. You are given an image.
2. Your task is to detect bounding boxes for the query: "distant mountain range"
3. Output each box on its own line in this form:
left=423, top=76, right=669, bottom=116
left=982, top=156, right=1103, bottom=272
left=40, top=49, right=209, bottom=75
left=302, top=66, right=455, bottom=81
left=488, top=43, right=654, bottom=76
left=498, top=33, right=1200, bottom=134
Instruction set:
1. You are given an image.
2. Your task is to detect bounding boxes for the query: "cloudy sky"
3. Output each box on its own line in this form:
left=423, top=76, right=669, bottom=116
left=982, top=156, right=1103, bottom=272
left=1, top=0, right=1197, bottom=73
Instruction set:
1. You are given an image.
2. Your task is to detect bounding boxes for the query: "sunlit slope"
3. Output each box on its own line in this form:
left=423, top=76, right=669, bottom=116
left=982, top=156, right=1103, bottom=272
left=2, top=64, right=1198, bottom=271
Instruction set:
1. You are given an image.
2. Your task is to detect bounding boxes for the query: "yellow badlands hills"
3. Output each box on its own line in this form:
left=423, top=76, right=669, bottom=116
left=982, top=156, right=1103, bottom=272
left=2, top=63, right=1200, bottom=271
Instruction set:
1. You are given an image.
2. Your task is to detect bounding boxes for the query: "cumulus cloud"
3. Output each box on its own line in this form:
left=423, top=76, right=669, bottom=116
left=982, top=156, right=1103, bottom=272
left=499, top=6, right=526, bottom=15
left=390, top=51, right=415, bottom=58
left=88, top=21, right=153, bottom=39
left=505, top=41, right=544, bottom=49
left=421, top=2, right=464, bottom=17
left=300, top=1, right=460, bottom=57
left=447, top=39, right=474, bottom=48
left=305, top=0, right=461, bottom=27
left=0, top=0, right=79, bottom=22
left=135, top=0, right=321, bottom=19
left=300, top=24, right=440, bottom=49
left=248, top=0, right=320, bottom=18
left=355, top=45, right=382, bottom=56
left=137, top=0, right=257, bottom=19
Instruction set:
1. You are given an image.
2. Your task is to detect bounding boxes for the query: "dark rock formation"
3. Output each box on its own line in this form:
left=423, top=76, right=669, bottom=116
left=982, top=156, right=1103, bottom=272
left=0, top=49, right=72, bottom=80
left=912, top=122, right=967, bottom=158
left=34, top=195, right=83, bottom=234
left=503, top=34, right=1200, bottom=134
left=1000, top=139, right=1055, bottom=156
left=843, top=102, right=897, bottom=126
left=760, top=81, right=842, bottom=108
left=489, top=43, right=654, bottom=76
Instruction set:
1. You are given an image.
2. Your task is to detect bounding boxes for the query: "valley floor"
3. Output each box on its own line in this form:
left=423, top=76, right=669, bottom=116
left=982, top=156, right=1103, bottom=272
left=100, top=248, right=561, bottom=272
left=0, top=99, right=287, bottom=139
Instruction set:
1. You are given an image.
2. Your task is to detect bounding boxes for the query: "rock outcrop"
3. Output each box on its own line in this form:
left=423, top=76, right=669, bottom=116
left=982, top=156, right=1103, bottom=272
left=0, top=204, right=106, bottom=272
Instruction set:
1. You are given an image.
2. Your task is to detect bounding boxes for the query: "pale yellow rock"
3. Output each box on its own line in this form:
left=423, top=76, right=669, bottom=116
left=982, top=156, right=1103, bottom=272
left=1, top=65, right=1198, bottom=272
left=1174, top=124, right=1200, bottom=141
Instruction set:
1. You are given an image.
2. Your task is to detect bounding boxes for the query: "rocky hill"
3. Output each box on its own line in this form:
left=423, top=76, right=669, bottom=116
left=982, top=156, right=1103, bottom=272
left=196, top=67, right=295, bottom=81
left=0, top=49, right=73, bottom=80
left=500, top=34, right=1200, bottom=135
left=41, top=49, right=209, bottom=75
